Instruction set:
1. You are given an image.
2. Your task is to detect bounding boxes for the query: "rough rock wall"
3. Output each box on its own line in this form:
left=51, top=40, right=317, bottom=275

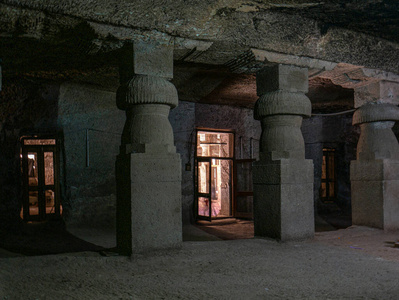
left=169, top=101, right=196, bottom=224
left=302, top=114, right=359, bottom=214
left=2, top=0, right=399, bottom=75
left=58, top=83, right=124, bottom=228
left=0, top=78, right=363, bottom=229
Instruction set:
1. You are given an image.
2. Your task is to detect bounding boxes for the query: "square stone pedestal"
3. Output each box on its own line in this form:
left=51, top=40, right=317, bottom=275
left=253, top=159, right=314, bottom=241
left=116, top=152, right=182, bottom=254
left=351, top=159, right=399, bottom=230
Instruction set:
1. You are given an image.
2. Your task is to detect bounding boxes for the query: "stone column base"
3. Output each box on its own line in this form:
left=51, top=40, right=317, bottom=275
left=351, top=159, right=399, bottom=230
left=116, top=152, right=182, bottom=254
left=253, top=159, right=314, bottom=241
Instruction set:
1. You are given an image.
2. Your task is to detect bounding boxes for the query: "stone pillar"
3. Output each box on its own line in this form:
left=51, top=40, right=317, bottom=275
left=253, top=64, right=314, bottom=241
left=350, top=102, right=399, bottom=230
left=116, top=40, right=182, bottom=254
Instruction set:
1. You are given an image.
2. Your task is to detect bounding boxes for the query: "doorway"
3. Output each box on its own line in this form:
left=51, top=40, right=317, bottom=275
left=20, top=137, right=62, bottom=221
left=195, top=129, right=234, bottom=220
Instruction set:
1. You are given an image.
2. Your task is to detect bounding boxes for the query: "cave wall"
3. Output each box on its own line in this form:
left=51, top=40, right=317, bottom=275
left=58, top=82, right=124, bottom=228
left=169, top=101, right=196, bottom=224
left=0, top=79, right=364, bottom=229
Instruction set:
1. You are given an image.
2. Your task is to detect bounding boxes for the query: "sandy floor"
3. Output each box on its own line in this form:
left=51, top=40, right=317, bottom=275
left=0, top=224, right=398, bottom=299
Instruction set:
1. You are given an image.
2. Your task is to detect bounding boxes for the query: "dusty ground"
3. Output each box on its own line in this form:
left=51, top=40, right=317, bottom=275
left=0, top=222, right=398, bottom=299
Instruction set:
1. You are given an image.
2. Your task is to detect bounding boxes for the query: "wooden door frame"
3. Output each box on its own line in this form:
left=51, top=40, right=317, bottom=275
left=194, top=128, right=235, bottom=221
left=233, top=158, right=255, bottom=219
left=21, top=136, right=61, bottom=222
left=320, top=148, right=337, bottom=203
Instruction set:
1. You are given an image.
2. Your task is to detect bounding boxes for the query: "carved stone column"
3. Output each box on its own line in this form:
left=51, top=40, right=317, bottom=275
left=253, top=64, right=314, bottom=241
left=351, top=102, right=399, bottom=230
left=116, top=40, right=182, bottom=254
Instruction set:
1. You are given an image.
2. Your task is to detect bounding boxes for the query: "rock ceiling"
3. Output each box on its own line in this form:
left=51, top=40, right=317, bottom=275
left=0, top=0, right=398, bottom=111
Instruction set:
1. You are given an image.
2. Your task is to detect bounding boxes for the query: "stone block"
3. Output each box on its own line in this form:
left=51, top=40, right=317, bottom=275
left=116, top=152, right=182, bottom=254
left=253, top=159, right=314, bottom=241
left=383, top=180, right=399, bottom=231
left=256, top=64, right=308, bottom=95
left=130, top=180, right=182, bottom=251
left=351, top=159, right=399, bottom=230
left=280, top=182, right=314, bottom=241
left=354, top=80, right=399, bottom=108
left=351, top=180, right=384, bottom=228
left=253, top=159, right=313, bottom=184
left=350, top=160, right=399, bottom=181
left=130, top=154, right=181, bottom=182
left=132, top=40, right=174, bottom=79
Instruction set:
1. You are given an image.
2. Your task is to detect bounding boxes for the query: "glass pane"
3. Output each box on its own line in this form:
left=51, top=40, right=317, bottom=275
left=321, top=155, right=326, bottom=179
left=198, top=162, right=209, bottom=194
left=44, top=152, right=54, bottom=185
left=29, top=191, right=39, bottom=216
left=24, top=139, right=56, bottom=145
left=45, top=189, right=55, bottom=214
left=237, top=161, right=253, bottom=192
left=197, top=159, right=232, bottom=218
left=198, top=197, right=210, bottom=217
left=197, top=131, right=234, bottom=158
left=211, top=159, right=232, bottom=217
left=328, top=154, right=335, bottom=179
left=329, top=183, right=335, bottom=198
left=236, top=196, right=253, bottom=214
left=321, top=182, right=327, bottom=198
left=27, top=152, right=38, bottom=186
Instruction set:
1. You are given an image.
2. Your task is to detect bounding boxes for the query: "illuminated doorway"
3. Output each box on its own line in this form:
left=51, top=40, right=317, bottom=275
left=320, top=148, right=336, bottom=203
left=20, top=137, right=62, bottom=221
left=195, top=129, right=234, bottom=220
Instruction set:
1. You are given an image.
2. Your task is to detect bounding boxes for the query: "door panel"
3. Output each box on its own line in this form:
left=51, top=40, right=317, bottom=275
left=214, top=159, right=232, bottom=217
left=198, top=161, right=210, bottom=194
left=234, top=159, right=255, bottom=219
left=21, top=138, right=61, bottom=221
left=44, top=152, right=54, bottom=185
left=320, top=149, right=336, bottom=203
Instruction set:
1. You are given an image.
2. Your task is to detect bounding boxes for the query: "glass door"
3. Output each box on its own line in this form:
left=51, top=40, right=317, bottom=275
left=195, top=130, right=234, bottom=221
left=196, top=159, right=212, bottom=220
left=21, top=138, right=61, bottom=221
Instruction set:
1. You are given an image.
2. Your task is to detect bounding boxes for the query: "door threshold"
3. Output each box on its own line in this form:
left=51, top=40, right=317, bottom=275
left=196, top=218, right=238, bottom=226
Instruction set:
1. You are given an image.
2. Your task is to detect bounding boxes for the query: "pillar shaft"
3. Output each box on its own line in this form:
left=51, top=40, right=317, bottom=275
left=116, top=41, right=182, bottom=254
left=253, top=64, right=314, bottom=241
left=351, top=102, right=399, bottom=230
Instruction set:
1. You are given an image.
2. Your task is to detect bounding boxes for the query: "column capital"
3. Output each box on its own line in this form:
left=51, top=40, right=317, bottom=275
left=352, top=102, right=399, bottom=125
left=254, top=64, right=311, bottom=161
left=254, top=90, right=311, bottom=120
left=117, top=75, right=178, bottom=110
left=116, top=39, right=178, bottom=154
